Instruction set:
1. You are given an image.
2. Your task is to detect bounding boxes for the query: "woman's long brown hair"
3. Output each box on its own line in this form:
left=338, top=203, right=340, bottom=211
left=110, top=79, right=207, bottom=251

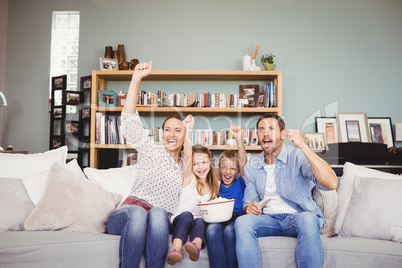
left=192, top=144, right=220, bottom=200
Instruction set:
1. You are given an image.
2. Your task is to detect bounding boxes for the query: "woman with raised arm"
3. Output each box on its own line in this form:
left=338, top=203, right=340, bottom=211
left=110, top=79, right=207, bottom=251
left=106, top=61, right=187, bottom=268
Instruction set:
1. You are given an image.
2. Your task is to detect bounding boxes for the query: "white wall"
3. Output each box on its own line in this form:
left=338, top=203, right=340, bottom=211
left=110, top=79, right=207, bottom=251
left=4, top=0, right=402, bottom=153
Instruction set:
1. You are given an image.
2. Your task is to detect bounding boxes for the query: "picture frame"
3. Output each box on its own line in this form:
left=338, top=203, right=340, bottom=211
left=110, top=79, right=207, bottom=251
left=99, top=57, right=119, bottom=71
left=315, top=117, right=338, bottom=144
left=66, top=91, right=80, bottom=105
left=336, top=112, right=370, bottom=143
left=303, top=132, right=326, bottom=152
left=52, top=75, right=67, bottom=90
left=65, top=121, right=80, bottom=135
left=80, top=75, right=92, bottom=91
left=53, top=107, right=63, bottom=118
left=80, top=108, right=90, bottom=119
left=367, top=117, right=394, bottom=148
left=121, top=149, right=138, bottom=167
left=239, top=84, right=259, bottom=107
left=98, top=90, right=118, bottom=107
left=52, top=137, right=62, bottom=149
left=250, top=136, right=258, bottom=146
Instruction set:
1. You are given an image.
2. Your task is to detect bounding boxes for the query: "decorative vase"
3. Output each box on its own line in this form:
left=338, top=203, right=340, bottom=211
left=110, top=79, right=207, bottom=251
left=112, top=50, right=119, bottom=60
left=262, top=63, right=276, bottom=71
left=250, top=59, right=257, bottom=71
left=104, top=46, right=112, bottom=59
left=117, top=44, right=126, bottom=64
left=130, top=59, right=139, bottom=70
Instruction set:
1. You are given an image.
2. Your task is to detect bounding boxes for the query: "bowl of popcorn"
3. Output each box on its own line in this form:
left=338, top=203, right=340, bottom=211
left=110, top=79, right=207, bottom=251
left=196, top=197, right=235, bottom=223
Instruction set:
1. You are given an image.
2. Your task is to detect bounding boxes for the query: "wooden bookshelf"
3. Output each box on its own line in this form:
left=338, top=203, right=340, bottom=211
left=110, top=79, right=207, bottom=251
left=90, top=70, right=282, bottom=168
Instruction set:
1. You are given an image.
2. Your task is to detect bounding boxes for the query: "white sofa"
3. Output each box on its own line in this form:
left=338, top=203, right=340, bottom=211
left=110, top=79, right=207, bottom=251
left=1, top=147, right=402, bottom=267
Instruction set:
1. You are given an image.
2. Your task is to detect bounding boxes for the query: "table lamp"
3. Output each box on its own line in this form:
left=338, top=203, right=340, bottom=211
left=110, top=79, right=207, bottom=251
left=0, top=92, right=7, bottom=106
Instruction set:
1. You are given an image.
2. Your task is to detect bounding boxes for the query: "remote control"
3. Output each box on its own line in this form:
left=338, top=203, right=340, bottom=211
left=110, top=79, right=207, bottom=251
left=258, top=198, right=270, bottom=208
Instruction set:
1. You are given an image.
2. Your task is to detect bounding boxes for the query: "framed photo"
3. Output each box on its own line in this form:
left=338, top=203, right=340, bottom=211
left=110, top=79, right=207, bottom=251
left=66, top=91, right=80, bottom=105
left=98, top=90, right=118, bottom=107
left=99, top=57, right=119, bottom=71
left=53, top=107, right=63, bottom=118
left=336, top=112, right=370, bottom=143
left=81, top=108, right=90, bottom=119
left=80, top=75, right=92, bottom=91
left=52, top=75, right=67, bottom=90
left=52, top=137, right=62, bottom=148
left=315, top=117, right=338, bottom=144
left=239, top=84, right=259, bottom=107
left=303, top=132, right=326, bottom=152
left=367, top=117, right=394, bottom=148
left=250, top=136, right=258, bottom=146
left=121, top=149, right=138, bottom=167
left=66, top=121, right=79, bottom=135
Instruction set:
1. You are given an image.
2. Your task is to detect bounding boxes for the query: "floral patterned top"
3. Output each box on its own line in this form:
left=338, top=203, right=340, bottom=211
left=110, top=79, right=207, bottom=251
left=120, top=111, right=183, bottom=214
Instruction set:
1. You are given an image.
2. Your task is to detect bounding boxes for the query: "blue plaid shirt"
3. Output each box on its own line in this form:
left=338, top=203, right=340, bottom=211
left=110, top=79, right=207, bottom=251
left=244, top=144, right=331, bottom=227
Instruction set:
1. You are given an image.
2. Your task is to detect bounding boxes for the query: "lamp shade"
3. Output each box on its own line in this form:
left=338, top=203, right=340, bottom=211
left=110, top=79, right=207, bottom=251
left=0, top=92, right=7, bottom=106
left=395, top=123, right=402, bottom=142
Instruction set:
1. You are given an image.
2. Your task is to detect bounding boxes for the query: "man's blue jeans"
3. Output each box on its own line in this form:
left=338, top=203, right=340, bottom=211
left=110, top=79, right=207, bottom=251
left=206, top=219, right=238, bottom=268
left=235, top=212, right=323, bottom=268
left=106, top=206, right=169, bottom=268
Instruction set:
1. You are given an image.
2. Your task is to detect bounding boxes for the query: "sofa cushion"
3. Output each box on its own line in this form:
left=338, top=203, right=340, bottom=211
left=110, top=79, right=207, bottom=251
left=23, top=159, right=86, bottom=206
left=84, top=165, right=137, bottom=202
left=340, top=176, right=402, bottom=242
left=24, top=163, right=122, bottom=233
left=313, top=187, right=338, bottom=238
left=0, top=178, right=34, bottom=231
left=335, top=162, right=400, bottom=234
left=0, top=146, right=67, bottom=179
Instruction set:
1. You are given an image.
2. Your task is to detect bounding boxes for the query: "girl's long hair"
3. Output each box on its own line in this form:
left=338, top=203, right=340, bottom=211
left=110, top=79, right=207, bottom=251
left=192, top=144, right=219, bottom=200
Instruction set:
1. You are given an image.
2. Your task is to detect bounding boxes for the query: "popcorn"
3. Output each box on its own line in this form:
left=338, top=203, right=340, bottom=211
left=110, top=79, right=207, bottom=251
left=199, top=197, right=235, bottom=204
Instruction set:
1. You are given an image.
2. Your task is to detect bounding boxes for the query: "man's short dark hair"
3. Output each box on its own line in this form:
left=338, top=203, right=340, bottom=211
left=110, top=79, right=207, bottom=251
left=256, top=113, right=285, bottom=131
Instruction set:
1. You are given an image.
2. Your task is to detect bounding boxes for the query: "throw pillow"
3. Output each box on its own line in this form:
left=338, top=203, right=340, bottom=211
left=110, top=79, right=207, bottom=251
left=23, top=159, right=86, bottom=206
left=24, top=163, right=122, bottom=233
left=84, top=165, right=137, bottom=201
left=0, top=146, right=67, bottom=179
left=334, top=162, right=400, bottom=234
left=339, top=176, right=402, bottom=242
left=313, top=187, right=338, bottom=238
left=0, top=177, right=35, bottom=231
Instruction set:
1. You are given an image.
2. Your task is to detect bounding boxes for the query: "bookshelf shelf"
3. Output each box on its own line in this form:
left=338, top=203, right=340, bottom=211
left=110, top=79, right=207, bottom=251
left=90, top=70, right=282, bottom=168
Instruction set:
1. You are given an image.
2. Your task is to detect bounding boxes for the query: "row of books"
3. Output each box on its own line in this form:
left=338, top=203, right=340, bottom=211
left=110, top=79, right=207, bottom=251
left=95, top=113, right=260, bottom=146
left=135, top=82, right=277, bottom=108
left=95, top=113, right=126, bottom=144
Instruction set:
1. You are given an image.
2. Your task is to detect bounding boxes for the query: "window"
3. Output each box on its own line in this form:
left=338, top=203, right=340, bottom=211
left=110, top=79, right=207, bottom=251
left=49, top=11, right=80, bottom=110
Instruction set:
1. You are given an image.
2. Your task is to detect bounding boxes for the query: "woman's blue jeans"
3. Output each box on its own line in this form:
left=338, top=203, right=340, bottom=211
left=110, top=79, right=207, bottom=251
left=206, top=218, right=238, bottom=268
left=106, top=206, right=169, bottom=268
left=170, top=211, right=207, bottom=247
left=235, top=212, right=323, bottom=268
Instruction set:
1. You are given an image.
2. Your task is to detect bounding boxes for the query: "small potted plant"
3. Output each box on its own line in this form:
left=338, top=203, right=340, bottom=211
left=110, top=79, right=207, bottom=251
left=260, top=53, right=276, bottom=71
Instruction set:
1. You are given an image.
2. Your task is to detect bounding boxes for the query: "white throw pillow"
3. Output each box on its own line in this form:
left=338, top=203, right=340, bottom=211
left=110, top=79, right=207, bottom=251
left=313, top=187, right=338, bottom=238
left=84, top=165, right=137, bottom=202
left=335, top=162, right=400, bottom=234
left=23, top=159, right=86, bottom=206
left=339, top=176, right=402, bottom=242
left=24, top=163, right=122, bottom=233
left=0, top=177, right=35, bottom=231
left=0, top=146, right=68, bottom=179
